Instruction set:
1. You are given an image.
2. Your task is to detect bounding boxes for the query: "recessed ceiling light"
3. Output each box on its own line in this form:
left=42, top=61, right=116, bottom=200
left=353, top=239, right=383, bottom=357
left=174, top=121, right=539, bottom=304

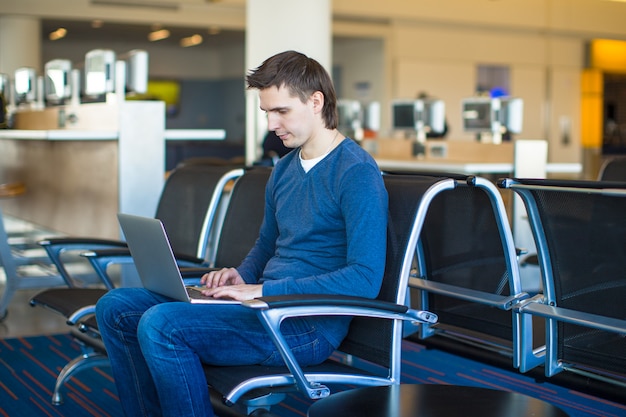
left=49, top=28, right=67, bottom=41
left=148, top=29, right=170, bottom=41
left=180, top=34, right=203, bottom=47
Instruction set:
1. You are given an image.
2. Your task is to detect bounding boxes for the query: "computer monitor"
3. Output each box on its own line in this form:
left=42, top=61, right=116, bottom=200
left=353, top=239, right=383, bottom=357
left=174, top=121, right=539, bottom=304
left=122, top=49, right=149, bottom=95
left=462, top=97, right=494, bottom=132
left=84, top=49, right=116, bottom=96
left=462, top=96, right=524, bottom=143
left=392, top=99, right=446, bottom=140
left=14, top=67, right=37, bottom=105
left=44, top=59, right=72, bottom=104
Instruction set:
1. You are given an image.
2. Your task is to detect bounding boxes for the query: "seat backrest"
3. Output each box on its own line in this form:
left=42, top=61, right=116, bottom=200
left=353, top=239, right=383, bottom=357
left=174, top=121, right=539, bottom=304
left=598, top=156, right=626, bottom=181
left=504, top=178, right=626, bottom=375
left=155, top=163, right=243, bottom=260
left=212, top=167, right=272, bottom=268
left=337, top=173, right=455, bottom=368
left=404, top=174, right=525, bottom=363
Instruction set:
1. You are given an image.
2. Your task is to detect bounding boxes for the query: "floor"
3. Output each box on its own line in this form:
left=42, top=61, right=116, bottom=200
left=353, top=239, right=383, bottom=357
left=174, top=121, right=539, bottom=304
left=0, top=214, right=99, bottom=339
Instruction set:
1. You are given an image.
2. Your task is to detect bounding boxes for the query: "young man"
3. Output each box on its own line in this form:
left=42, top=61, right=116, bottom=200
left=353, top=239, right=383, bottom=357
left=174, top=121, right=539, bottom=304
left=96, top=50, right=388, bottom=417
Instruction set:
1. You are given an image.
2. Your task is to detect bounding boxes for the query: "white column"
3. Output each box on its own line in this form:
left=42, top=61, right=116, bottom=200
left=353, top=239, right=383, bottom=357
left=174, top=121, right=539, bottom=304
left=0, top=15, right=41, bottom=75
left=245, top=0, right=332, bottom=165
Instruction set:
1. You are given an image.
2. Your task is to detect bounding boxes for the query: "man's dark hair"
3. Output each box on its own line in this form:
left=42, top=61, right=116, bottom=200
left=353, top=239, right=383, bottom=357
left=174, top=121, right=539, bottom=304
left=246, top=50, right=338, bottom=129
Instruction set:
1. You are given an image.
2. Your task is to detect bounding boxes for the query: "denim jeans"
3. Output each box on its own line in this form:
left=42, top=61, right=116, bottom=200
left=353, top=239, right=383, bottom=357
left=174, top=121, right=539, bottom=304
left=95, top=287, right=336, bottom=417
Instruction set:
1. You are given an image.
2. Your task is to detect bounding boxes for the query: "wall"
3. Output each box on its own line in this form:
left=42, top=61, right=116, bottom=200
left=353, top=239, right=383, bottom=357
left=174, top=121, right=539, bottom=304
left=4, top=0, right=626, bottom=166
left=387, top=21, right=584, bottom=162
left=37, top=20, right=586, bottom=163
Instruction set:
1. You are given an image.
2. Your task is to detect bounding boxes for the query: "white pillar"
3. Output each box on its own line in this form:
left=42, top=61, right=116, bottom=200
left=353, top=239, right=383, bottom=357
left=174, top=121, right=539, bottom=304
left=0, top=15, right=41, bottom=75
left=245, top=0, right=332, bottom=165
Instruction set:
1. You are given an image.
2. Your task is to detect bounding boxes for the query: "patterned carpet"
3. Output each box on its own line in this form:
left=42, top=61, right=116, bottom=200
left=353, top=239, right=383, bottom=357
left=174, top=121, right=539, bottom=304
left=1, top=334, right=624, bottom=417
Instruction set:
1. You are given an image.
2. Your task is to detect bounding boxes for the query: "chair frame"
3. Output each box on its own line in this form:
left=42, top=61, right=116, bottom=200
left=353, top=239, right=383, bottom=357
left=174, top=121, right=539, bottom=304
left=407, top=175, right=542, bottom=371
left=499, top=177, right=626, bottom=387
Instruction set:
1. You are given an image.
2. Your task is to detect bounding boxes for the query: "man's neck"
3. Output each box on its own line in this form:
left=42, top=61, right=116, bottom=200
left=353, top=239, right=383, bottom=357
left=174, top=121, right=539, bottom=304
left=300, top=129, right=341, bottom=160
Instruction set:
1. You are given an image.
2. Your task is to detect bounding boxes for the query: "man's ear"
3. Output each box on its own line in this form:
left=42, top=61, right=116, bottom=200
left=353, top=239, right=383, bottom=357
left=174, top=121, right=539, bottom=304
left=310, top=91, right=324, bottom=114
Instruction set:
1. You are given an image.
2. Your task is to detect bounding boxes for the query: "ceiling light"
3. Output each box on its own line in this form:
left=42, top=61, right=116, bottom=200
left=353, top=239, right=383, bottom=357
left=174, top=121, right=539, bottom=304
left=148, top=29, right=170, bottom=41
left=49, top=28, right=67, bottom=41
left=180, top=34, right=203, bottom=47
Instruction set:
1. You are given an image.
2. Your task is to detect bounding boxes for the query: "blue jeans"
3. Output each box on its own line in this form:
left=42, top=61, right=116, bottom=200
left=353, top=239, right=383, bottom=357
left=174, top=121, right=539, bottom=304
left=95, top=288, right=336, bottom=417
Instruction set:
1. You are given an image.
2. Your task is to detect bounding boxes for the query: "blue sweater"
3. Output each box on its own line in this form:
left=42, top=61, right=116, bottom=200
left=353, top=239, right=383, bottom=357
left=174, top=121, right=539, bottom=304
left=237, top=138, right=388, bottom=348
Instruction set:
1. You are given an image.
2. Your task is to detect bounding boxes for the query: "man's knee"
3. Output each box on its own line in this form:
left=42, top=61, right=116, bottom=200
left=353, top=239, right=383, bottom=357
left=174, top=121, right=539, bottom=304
left=95, top=288, right=126, bottom=324
left=96, top=288, right=149, bottom=330
left=137, top=303, right=174, bottom=344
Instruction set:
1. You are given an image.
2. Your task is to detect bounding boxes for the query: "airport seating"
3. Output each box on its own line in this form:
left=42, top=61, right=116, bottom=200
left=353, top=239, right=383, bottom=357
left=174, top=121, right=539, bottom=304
left=202, top=173, right=441, bottom=417
left=598, top=155, right=626, bottom=181
left=37, top=163, right=244, bottom=289
left=0, top=181, right=70, bottom=320
left=0, top=207, right=67, bottom=320
left=30, top=166, right=271, bottom=405
left=30, top=163, right=245, bottom=326
left=403, top=173, right=543, bottom=372
left=498, top=177, right=626, bottom=390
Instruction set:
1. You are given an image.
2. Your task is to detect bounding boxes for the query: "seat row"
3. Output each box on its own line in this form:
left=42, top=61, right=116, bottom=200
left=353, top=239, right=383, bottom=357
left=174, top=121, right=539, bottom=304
left=21, top=163, right=626, bottom=413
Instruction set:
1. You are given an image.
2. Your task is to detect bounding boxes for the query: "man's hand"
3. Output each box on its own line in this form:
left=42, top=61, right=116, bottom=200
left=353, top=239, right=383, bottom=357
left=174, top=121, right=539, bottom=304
left=199, top=267, right=262, bottom=301
left=202, top=283, right=263, bottom=301
left=201, top=267, right=245, bottom=288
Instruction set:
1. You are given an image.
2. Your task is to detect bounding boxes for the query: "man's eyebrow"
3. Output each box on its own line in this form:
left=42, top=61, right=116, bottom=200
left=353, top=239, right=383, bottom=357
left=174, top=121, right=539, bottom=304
left=261, top=106, right=289, bottom=112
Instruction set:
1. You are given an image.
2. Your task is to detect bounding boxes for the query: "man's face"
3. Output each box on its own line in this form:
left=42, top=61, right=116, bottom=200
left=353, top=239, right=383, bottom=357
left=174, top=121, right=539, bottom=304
left=259, top=85, right=317, bottom=149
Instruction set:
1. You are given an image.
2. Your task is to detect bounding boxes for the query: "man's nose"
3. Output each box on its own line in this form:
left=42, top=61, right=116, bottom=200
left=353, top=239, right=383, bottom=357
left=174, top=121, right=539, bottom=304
left=267, top=114, right=280, bottom=131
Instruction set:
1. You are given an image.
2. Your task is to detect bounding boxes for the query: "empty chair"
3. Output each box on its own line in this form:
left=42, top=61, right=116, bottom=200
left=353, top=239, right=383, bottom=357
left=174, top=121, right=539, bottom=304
left=598, top=155, right=626, bottom=181
left=0, top=207, right=67, bottom=320
left=30, top=164, right=244, bottom=326
left=1, top=180, right=72, bottom=320
left=38, top=163, right=243, bottom=289
left=404, top=173, right=542, bottom=371
left=499, top=177, right=626, bottom=396
left=201, top=173, right=443, bottom=417
left=31, top=166, right=272, bottom=405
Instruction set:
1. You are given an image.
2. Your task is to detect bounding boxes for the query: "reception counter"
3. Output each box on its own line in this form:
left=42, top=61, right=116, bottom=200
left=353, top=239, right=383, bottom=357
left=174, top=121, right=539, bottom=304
left=370, top=137, right=582, bottom=176
left=375, top=158, right=582, bottom=176
left=0, top=101, right=225, bottom=240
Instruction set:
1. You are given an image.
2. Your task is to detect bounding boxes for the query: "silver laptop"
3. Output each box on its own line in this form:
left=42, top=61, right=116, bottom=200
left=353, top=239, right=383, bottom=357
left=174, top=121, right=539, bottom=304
left=117, top=213, right=239, bottom=304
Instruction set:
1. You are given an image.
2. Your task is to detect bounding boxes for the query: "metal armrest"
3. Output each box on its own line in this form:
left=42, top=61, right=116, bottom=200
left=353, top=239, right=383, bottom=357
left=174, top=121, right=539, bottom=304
left=409, top=276, right=529, bottom=309
left=67, top=305, right=97, bottom=325
left=82, top=248, right=204, bottom=265
left=519, top=302, right=626, bottom=335
left=38, top=237, right=129, bottom=287
left=238, top=294, right=437, bottom=401
left=39, top=237, right=128, bottom=247
left=244, top=294, right=437, bottom=324
left=179, top=267, right=221, bottom=278
left=80, top=249, right=207, bottom=289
